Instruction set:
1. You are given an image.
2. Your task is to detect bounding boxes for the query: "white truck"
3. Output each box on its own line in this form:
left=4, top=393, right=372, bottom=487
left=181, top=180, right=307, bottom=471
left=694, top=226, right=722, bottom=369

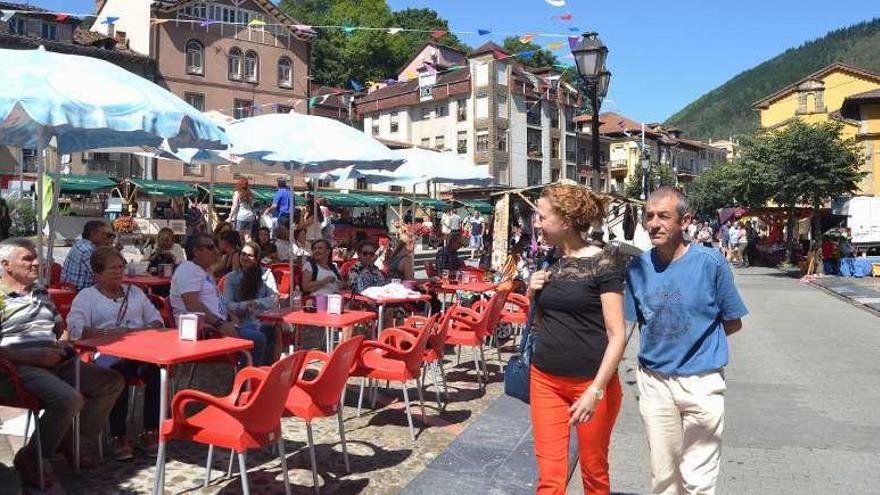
left=844, top=196, right=880, bottom=250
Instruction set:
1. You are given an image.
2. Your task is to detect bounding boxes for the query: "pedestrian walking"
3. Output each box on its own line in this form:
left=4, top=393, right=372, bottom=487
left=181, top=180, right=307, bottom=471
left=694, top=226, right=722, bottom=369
left=625, top=187, right=748, bottom=495
left=718, top=220, right=730, bottom=259
left=228, top=177, right=256, bottom=243
left=528, top=183, right=627, bottom=495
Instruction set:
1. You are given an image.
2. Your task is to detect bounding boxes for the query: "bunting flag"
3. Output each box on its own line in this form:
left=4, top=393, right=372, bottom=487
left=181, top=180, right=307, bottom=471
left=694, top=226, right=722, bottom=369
left=350, top=79, right=364, bottom=91
left=294, top=24, right=312, bottom=31
left=247, top=19, right=266, bottom=27
left=54, top=13, right=69, bottom=22
left=519, top=33, right=535, bottom=44
left=199, top=19, right=218, bottom=27
left=342, top=22, right=356, bottom=34
left=545, top=0, right=566, bottom=6
left=516, top=50, right=536, bottom=58
left=404, top=69, right=418, bottom=80
left=477, top=29, right=491, bottom=35
left=447, top=64, right=465, bottom=71
left=430, top=29, right=447, bottom=39
left=387, top=27, right=402, bottom=34
left=384, top=78, right=399, bottom=85
left=546, top=41, right=564, bottom=50
left=150, top=18, right=170, bottom=25
left=568, top=26, right=580, bottom=32
left=102, top=16, right=119, bottom=25
left=552, top=12, right=573, bottom=21
left=0, top=10, right=14, bottom=22
left=568, top=36, right=580, bottom=50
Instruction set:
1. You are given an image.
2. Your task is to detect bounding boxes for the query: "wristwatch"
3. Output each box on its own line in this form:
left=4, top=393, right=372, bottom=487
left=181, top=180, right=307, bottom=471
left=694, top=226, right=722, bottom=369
left=588, top=385, right=604, bottom=400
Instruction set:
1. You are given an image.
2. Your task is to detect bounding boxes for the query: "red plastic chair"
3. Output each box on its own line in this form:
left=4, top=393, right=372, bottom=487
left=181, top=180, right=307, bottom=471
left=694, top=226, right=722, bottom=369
left=0, top=359, right=45, bottom=491
left=351, top=324, right=432, bottom=441
left=339, top=259, right=358, bottom=280
left=423, top=260, right=437, bottom=278
left=282, top=336, right=364, bottom=491
left=500, top=292, right=529, bottom=344
left=146, top=294, right=175, bottom=328
left=445, top=290, right=510, bottom=387
left=217, top=274, right=228, bottom=293
left=154, top=351, right=308, bottom=495
left=399, top=312, right=450, bottom=408
left=49, top=289, right=77, bottom=324
left=49, top=262, right=63, bottom=288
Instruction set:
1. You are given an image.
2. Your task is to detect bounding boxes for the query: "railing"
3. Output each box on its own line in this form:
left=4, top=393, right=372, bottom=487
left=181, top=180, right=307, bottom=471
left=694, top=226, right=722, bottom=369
left=609, top=160, right=628, bottom=171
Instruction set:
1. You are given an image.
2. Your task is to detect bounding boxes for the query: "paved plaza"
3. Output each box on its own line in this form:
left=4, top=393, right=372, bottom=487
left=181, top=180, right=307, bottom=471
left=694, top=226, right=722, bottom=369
left=2, top=267, right=879, bottom=494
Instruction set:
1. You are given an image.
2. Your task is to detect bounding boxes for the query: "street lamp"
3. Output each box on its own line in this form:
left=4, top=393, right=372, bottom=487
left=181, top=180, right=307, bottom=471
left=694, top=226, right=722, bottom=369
left=572, top=32, right=610, bottom=192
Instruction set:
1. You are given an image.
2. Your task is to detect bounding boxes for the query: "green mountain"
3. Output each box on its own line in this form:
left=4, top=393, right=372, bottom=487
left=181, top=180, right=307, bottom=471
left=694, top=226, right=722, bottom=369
left=665, top=18, right=880, bottom=140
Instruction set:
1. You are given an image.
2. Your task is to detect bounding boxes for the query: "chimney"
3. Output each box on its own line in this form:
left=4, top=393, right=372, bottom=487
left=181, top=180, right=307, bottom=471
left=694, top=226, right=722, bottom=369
left=115, top=30, right=126, bottom=46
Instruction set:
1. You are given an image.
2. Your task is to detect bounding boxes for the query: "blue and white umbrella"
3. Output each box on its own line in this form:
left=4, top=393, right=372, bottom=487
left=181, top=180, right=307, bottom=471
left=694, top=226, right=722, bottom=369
left=330, top=147, right=494, bottom=187
left=222, top=113, right=402, bottom=173
left=0, top=47, right=229, bottom=153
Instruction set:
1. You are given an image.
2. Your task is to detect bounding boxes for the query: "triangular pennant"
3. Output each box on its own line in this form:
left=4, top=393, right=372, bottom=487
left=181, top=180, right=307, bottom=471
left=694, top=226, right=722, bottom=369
left=0, top=10, right=14, bottom=22
left=294, top=24, right=312, bottom=31
left=350, top=79, right=364, bottom=91
left=384, top=78, right=399, bottom=85
left=568, top=26, right=580, bottom=32
left=342, top=22, right=356, bottom=34
left=547, top=41, right=564, bottom=50
left=430, top=29, right=446, bottom=39
left=319, top=94, right=331, bottom=104
left=404, top=69, right=417, bottom=80
left=568, top=36, right=579, bottom=50
left=307, top=97, right=318, bottom=108
left=545, top=0, right=566, bottom=6
left=516, top=50, right=536, bottom=58
left=102, top=16, right=120, bottom=25
left=519, top=34, right=535, bottom=44
left=151, top=18, right=170, bottom=25
left=199, top=20, right=218, bottom=27
left=477, top=29, right=491, bottom=36
left=387, top=27, right=402, bottom=34
left=248, top=19, right=266, bottom=27
left=558, top=12, right=573, bottom=21
left=54, top=13, right=70, bottom=22
left=447, top=64, right=464, bottom=71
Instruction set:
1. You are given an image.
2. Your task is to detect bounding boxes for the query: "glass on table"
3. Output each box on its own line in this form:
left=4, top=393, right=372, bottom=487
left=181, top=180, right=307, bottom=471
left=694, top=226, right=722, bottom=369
left=441, top=269, right=450, bottom=282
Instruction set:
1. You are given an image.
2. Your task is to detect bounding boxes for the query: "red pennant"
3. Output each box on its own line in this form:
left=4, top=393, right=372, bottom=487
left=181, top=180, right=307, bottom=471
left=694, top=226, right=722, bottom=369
left=431, top=30, right=447, bottom=39
left=54, top=13, right=69, bottom=22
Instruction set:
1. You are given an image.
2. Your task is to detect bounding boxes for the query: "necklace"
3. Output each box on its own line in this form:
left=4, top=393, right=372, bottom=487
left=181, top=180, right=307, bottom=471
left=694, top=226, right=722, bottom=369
left=97, top=285, right=124, bottom=302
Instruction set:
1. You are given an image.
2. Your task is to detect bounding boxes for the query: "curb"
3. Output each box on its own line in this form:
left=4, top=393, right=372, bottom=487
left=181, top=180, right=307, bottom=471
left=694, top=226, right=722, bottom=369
left=805, top=280, right=880, bottom=318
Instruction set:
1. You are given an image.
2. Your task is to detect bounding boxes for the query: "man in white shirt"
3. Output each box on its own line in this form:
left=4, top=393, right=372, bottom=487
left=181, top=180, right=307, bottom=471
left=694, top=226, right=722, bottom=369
left=170, top=233, right=268, bottom=364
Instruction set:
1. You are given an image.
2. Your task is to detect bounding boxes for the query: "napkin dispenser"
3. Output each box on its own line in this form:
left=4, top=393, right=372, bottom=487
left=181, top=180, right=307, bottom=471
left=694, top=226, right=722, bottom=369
left=177, top=313, right=202, bottom=341
left=327, top=294, right=343, bottom=314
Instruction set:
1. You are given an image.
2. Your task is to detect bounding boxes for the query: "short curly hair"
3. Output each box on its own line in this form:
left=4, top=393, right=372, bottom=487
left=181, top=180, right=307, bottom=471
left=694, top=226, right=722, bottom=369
left=540, top=183, right=607, bottom=233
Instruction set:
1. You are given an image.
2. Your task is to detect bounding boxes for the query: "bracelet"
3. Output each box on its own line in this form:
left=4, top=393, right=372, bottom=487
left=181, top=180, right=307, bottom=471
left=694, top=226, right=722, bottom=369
left=588, top=385, right=604, bottom=400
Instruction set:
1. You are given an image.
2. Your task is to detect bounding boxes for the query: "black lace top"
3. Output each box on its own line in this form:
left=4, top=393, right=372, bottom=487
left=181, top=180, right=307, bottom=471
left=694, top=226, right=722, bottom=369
left=532, top=246, right=627, bottom=378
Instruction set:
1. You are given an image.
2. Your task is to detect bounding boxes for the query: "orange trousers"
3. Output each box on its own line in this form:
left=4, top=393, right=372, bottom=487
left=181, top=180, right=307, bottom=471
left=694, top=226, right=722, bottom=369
left=530, top=366, right=623, bottom=495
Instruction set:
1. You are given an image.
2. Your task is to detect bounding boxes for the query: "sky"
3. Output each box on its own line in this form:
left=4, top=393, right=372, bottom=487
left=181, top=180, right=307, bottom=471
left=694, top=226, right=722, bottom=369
left=30, top=0, right=880, bottom=123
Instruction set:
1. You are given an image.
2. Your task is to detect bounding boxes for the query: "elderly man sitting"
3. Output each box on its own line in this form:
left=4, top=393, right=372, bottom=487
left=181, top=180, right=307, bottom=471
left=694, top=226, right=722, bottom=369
left=0, top=238, right=124, bottom=488
left=60, top=220, right=115, bottom=290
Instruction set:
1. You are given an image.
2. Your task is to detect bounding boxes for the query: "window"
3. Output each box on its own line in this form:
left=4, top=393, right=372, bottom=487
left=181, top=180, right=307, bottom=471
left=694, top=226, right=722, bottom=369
left=421, top=107, right=431, bottom=120
left=228, top=47, right=242, bottom=80
left=474, top=63, right=489, bottom=86
left=476, top=96, right=489, bottom=119
left=457, top=99, right=467, bottom=122
left=457, top=131, right=467, bottom=154
left=390, top=186, right=404, bottom=193
left=244, top=51, right=258, bottom=82
left=496, top=63, right=507, bottom=85
left=8, top=18, right=26, bottom=35
left=41, top=23, right=57, bottom=41
left=317, top=179, right=331, bottom=188
left=420, top=137, right=430, bottom=148
left=550, top=107, right=559, bottom=129
left=435, top=135, right=445, bottom=150
left=185, top=40, right=204, bottom=75
left=356, top=178, right=368, bottom=190
left=371, top=120, right=380, bottom=135
left=277, top=57, right=292, bottom=87
left=390, top=112, right=399, bottom=133
left=276, top=105, right=292, bottom=114
left=233, top=99, right=253, bottom=119
left=527, top=160, right=542, bottom=186
left=566, top=165, right=577, bottom=180
left=184, top=162, right=204, bottom=177
left=497, top=129, right=507, bottom=151
left=527, top=100, right=541, bottom=126
left=551, top=138, right=560, bottom=159
left=184, top=92, right=205, bottom=112
left=476, top=129, right=489, bottom=153
left=551, top=169, right=561, bottom=182
left=497, top=93, right=507, bottom=117
left=435, top=104, right=447, bottom=118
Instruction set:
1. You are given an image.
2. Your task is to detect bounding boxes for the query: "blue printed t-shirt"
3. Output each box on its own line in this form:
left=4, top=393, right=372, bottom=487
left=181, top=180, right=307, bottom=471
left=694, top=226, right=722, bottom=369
left=272, top=188, right=292, bottom=218
left=624, top=244, right=748, bottom=376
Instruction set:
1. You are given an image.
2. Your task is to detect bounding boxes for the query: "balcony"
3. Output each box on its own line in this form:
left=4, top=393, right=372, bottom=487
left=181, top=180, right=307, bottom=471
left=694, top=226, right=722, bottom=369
left=527, top=112, right=542, bottom=127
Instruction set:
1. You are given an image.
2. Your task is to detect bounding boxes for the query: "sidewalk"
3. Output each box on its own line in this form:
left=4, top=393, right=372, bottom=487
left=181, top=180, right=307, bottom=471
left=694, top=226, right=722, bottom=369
left=809, top=275, right=880, bottom=314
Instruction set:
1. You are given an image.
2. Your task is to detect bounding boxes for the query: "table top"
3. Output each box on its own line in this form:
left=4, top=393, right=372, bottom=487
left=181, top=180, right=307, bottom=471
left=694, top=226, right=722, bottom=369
left=122, top=275, right=172, bottom=287
left=283, top=309, right=377, bottom=327
left=257, top=306, right=300, bottom=322
left=440, top=281, right=497, bottom=293
left=354, top=293, right=432, bottom=305
left=73, top=329, right=253, bottom=366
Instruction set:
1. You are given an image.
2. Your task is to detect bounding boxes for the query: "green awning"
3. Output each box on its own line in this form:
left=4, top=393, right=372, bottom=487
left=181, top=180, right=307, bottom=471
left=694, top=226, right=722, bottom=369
left=55, top=175, right=118, bottom=194
left=315, top=191, right=370, bottom=207
left=353, top=193, right=404, bottom=206
left=129, top=178, right=194, bottom=197
left=196, top=184, right=299, bottom=205
left=455, top=199, right=494, bottom=214
left=404, top=197, right=452, bottom=210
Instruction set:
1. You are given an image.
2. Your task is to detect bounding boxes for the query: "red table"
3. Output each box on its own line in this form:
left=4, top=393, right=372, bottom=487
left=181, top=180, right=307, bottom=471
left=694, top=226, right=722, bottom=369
left=257, top=306, right=300, bottom=323
left=283, top=309, right=376, bottom=351
left=438, top=281, right=497, bottom=311
left=122, top=275, right=171, bottom=292
left=72, top=329, right=253, bottom=472
left=353, top=293, right=433, bottom=331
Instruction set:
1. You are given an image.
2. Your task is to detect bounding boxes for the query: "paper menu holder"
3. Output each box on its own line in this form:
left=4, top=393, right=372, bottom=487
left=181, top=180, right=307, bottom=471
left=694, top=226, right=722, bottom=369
left=177, top=312, right=203, bottom=341
left=327, top=294, right=343, bottom=315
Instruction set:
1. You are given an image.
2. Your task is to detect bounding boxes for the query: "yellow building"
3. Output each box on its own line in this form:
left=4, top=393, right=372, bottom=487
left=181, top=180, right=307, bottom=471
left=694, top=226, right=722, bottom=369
left=753, top=63, right=880, bottom=195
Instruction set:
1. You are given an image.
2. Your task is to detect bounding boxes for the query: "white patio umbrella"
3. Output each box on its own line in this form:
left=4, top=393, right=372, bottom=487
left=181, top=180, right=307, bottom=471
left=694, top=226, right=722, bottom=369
left=329, top=147, right=494, bottom=187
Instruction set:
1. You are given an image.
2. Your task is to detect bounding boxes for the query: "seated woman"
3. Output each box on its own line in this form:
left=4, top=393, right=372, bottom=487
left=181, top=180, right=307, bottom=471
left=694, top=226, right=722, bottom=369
left=302, top=239, right=342, bottom=296
left=66, top=246, right=164, bottom=461
left=222, top=242, right=281, bottom=364
left=386, top=232, right=415, bottom=280
left=274, top=225, right=291, bottom=262
left=347, top=240, right=387, bottom=293
left=213, top=230, right=242, bottom=279
left=290, top=227, right=311, bottom=259
left=255, top=226, right=278, bottom=264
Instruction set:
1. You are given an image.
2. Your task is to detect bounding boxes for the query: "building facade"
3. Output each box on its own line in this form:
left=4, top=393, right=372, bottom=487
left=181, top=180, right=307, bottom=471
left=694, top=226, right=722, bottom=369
left=752, top=63, right=880, bottom=195
left=355, top=42, right=605, bottom=191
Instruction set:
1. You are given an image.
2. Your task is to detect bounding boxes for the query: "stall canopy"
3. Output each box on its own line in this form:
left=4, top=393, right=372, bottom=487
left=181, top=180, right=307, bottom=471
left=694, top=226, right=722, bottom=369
left=129, top=178, right=193, bottom=197
left=404, top=197, right=452, bottom=211
left=315, top=191, right=371, bottom=207
left=354, top=193, right=403, bottom=206
left=199, top=184, right=296, bottom=205
left=454, top=199, right=494, bottom=214
left=56, top=174, right=118, bottom=194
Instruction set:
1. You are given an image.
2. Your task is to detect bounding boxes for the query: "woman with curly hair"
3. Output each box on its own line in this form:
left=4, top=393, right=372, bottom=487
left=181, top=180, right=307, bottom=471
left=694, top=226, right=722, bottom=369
left=527, top=182, right=627, bottom=495
left=228, top=177, right=257, bottom=242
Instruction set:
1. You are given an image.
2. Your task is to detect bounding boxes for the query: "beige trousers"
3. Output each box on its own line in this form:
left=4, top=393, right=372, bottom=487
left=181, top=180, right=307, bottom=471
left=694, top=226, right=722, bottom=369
left=637, top=366, right=726, bottom=495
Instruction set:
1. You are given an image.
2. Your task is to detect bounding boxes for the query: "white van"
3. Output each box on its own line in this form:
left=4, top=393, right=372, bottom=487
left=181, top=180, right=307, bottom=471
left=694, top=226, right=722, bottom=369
left=844, top=196, right=880, bottom=247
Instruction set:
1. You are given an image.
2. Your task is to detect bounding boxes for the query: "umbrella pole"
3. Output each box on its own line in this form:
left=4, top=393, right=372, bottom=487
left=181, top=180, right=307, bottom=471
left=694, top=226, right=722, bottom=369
left=209, top=164, right=215, bottom=230
left=46, top=150, right=62, bottom=282
left=288, top=170, right=295, bottom=296
left=35, top=144, right=45, bottom=285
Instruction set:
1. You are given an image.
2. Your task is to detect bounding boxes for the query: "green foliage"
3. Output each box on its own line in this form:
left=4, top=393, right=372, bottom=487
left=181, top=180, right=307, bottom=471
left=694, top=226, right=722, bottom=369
left=687, top=161, right=737, bottom=215
left=665, top=18, right=880, bottom=140
left=624, top=163, right=676, bottom=199
left=279, top=0, right=470, bottom=87
left=7, top=197, right=36, bottom=237
left=500, top=36, right=559, bottom=69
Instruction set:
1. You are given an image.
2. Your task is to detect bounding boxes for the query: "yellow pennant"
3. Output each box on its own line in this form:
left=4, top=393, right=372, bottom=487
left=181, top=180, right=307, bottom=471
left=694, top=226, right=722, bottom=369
left=248, top=19, right=266, bottom=27
left=546, top=41, right=564, bottom=49
left=519, top=34, right=535, bottom=44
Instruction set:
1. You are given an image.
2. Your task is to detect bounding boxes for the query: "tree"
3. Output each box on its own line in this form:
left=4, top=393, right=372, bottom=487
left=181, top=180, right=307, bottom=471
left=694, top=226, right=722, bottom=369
left=687, top=161, right=737, bottom=216
left=501, top=36, right=559, bottom=69
left=624, top=162, right=676, bottom=199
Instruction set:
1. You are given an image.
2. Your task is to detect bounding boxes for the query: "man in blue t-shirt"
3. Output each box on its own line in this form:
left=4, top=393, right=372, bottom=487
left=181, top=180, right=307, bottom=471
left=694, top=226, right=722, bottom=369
left=264, top=178, right=293, bottom=233
left=625, top=187, right=748, bottom=495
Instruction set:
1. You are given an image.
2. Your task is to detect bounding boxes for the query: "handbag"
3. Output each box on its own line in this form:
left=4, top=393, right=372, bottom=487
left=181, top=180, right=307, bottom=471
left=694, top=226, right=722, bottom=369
left=503, top=298, right=538, bottom=403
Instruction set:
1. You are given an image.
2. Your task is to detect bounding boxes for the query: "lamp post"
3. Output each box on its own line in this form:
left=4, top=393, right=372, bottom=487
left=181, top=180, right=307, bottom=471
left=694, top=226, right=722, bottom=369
left=572, top=32, right=610, bottom=192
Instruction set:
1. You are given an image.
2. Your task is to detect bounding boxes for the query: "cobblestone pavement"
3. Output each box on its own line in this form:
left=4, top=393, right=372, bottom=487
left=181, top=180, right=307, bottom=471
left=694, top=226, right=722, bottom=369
left=1, top=326, right=517, bottom=495
left=585, top=267, right=880, bottom=494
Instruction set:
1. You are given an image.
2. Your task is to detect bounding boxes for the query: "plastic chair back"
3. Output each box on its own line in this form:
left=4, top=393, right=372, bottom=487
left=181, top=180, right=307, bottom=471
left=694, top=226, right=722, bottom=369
left=49, top=262, right=63, bottom=288
left=146, top=294, right=174, bottom=328
left=481, top=290, right=510, bottom=338
left=402, top=322, right=433, bottom=373
left=307, top=335, right=364, bottom=408
left=424, top=261, right=437, bottom=278
left=339, top=259, right=358, bottom=280
left=239, top=351, right=307, bottom=434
